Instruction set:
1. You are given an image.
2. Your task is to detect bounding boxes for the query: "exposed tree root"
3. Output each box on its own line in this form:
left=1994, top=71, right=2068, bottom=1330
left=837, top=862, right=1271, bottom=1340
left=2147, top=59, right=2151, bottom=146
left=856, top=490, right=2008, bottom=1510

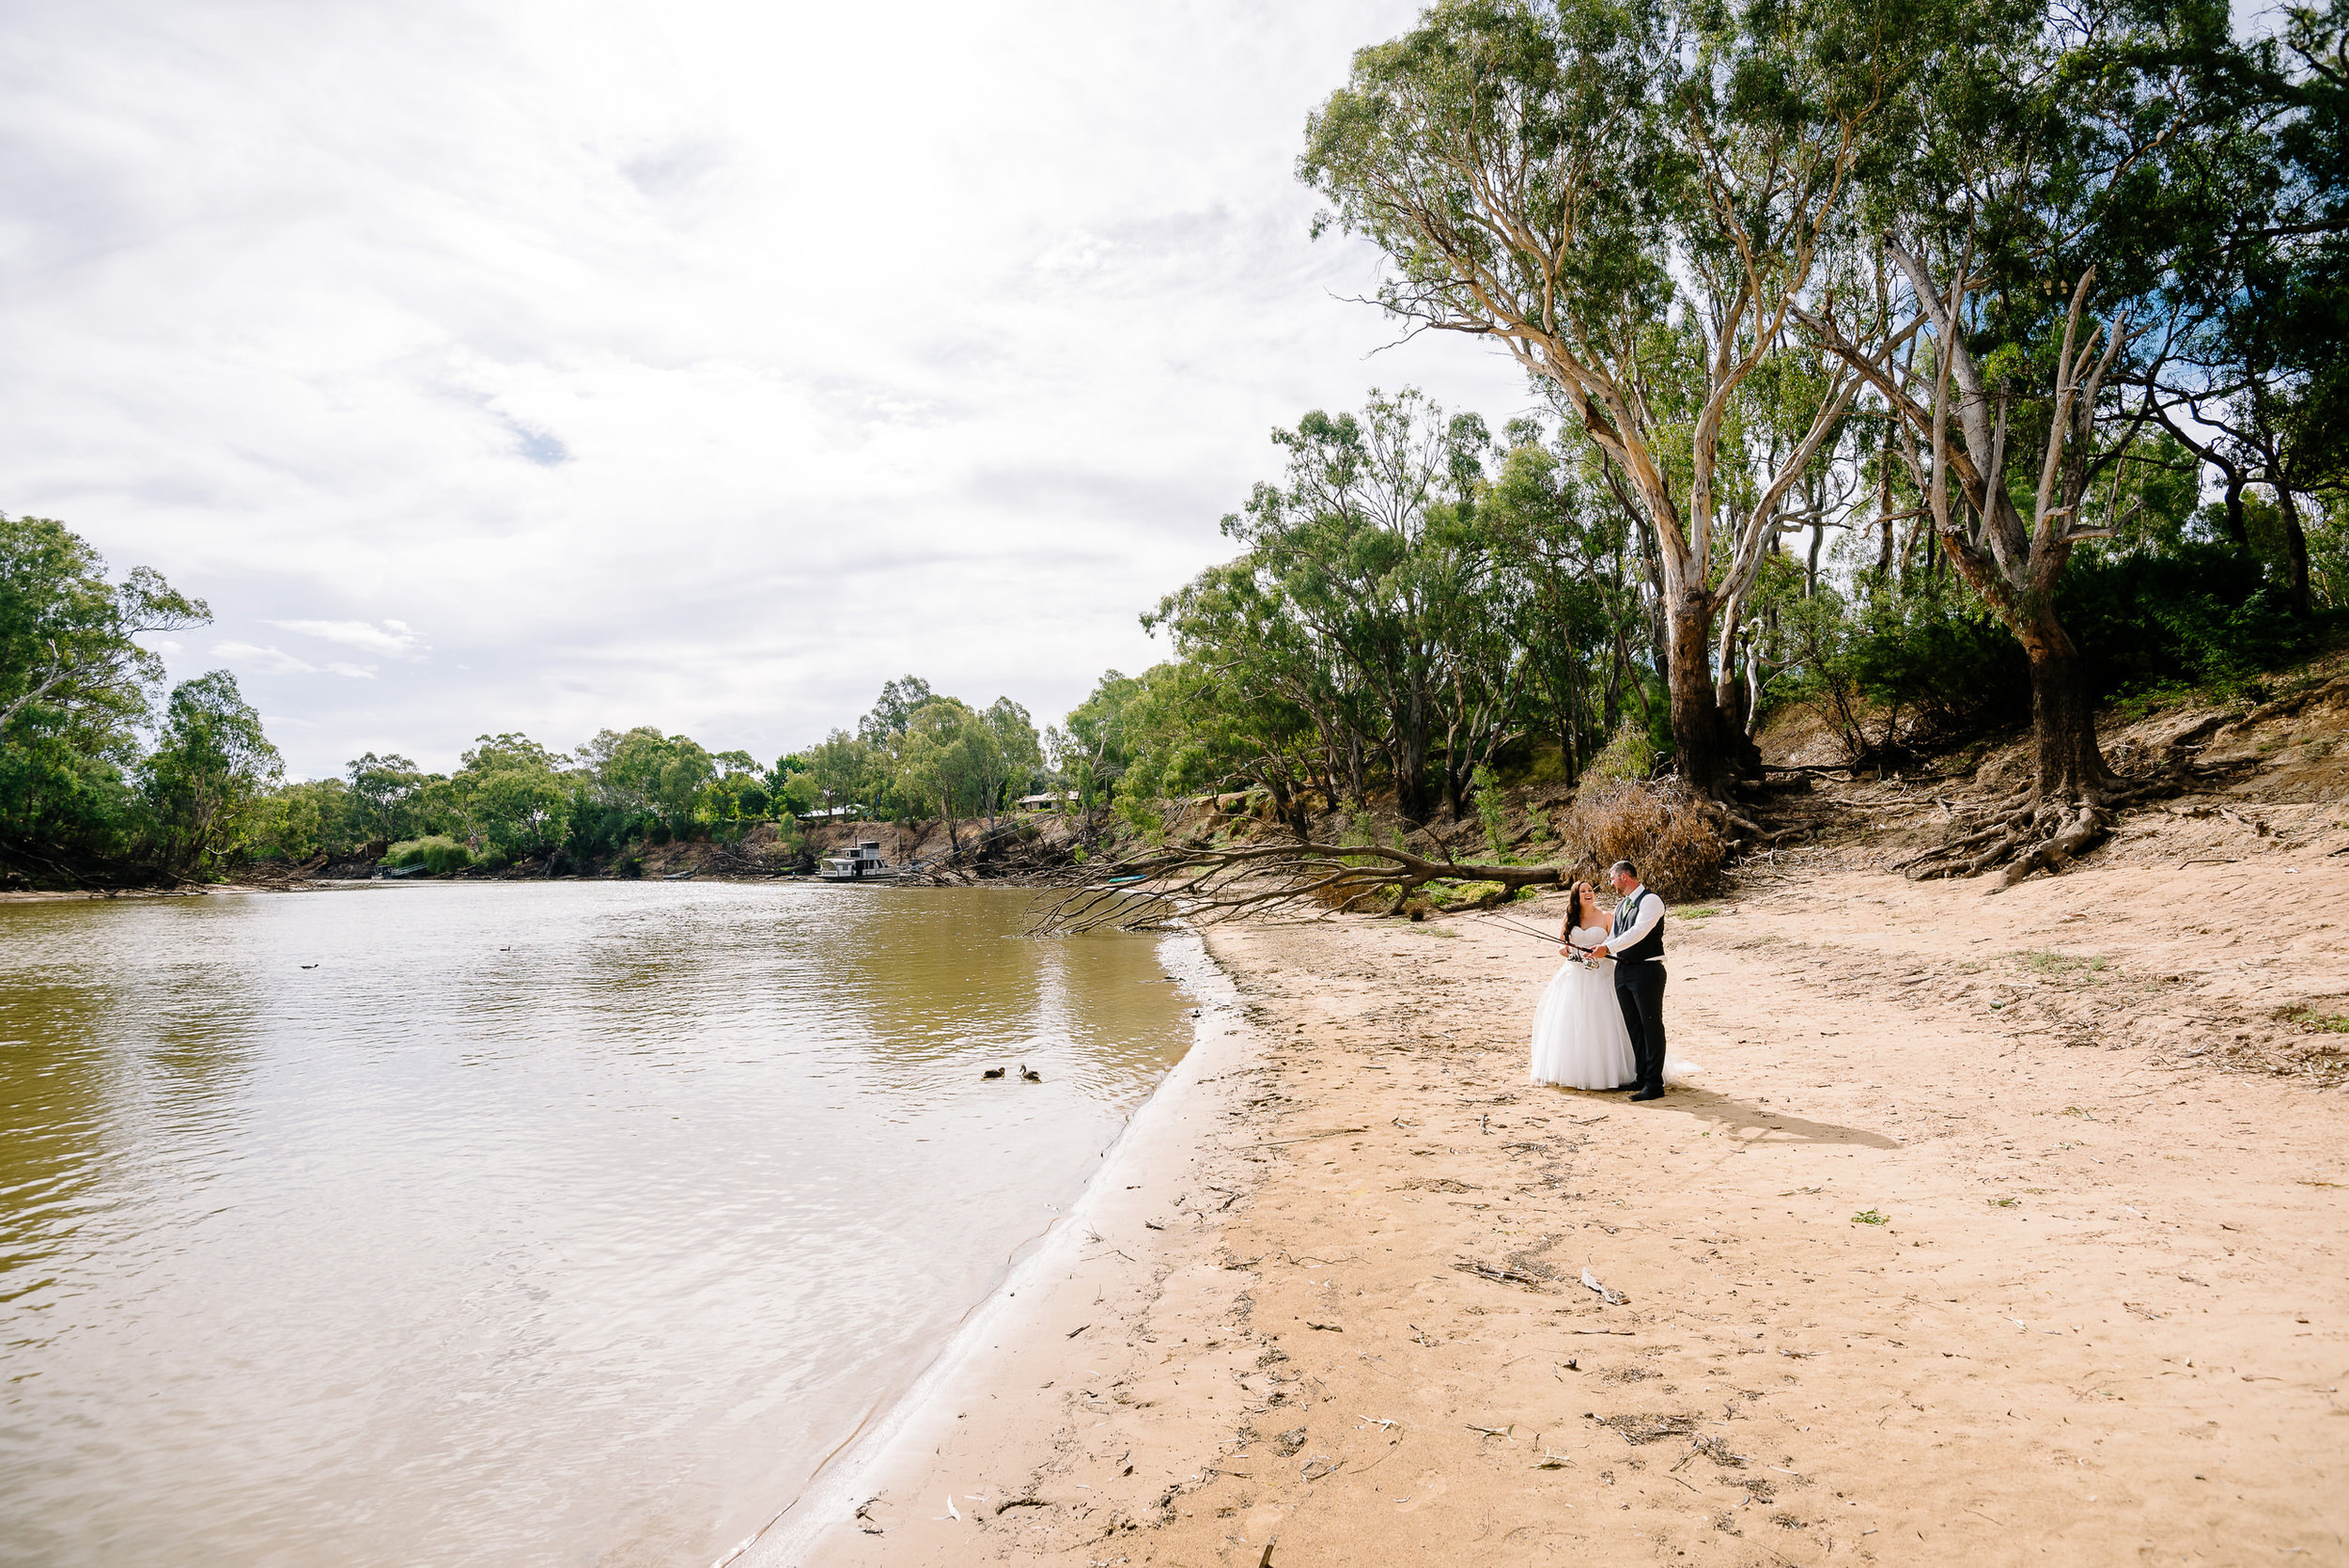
left=1893, top=756, right=2259, bottom=892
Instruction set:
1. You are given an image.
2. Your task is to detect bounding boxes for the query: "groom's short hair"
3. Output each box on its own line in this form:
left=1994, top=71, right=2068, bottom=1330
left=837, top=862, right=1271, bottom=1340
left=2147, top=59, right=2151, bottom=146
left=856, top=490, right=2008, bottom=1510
left=1609, top=860, right=1637, bottom=879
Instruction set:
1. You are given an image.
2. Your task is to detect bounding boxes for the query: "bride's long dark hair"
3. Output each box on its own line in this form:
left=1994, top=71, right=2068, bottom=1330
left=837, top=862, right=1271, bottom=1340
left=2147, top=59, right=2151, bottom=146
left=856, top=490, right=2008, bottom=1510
left=1563, top=883, right=1593, bottom=936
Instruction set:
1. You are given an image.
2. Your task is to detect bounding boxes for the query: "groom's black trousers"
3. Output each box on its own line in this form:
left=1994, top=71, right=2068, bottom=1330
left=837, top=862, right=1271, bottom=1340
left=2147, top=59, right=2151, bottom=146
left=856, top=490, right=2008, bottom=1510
left=1613, top=962, right=1667, bottom=1091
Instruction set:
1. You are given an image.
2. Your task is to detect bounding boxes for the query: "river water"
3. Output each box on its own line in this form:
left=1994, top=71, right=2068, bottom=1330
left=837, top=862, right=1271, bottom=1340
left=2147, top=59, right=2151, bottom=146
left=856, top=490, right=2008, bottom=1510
left=0, top=881, right=1199, bottom=1567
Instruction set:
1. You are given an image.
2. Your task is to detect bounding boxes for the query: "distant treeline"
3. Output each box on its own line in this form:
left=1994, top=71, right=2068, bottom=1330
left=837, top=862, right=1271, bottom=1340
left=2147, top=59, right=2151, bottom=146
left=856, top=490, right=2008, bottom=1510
left=0, top=510, right=1062, bottom=886
left=242, top=675, right=1059, bottom=875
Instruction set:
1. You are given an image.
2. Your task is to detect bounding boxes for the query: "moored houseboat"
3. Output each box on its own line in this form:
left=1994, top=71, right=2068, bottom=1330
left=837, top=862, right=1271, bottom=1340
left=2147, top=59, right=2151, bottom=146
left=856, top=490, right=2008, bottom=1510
left=817, top=841, right=894, bottom=881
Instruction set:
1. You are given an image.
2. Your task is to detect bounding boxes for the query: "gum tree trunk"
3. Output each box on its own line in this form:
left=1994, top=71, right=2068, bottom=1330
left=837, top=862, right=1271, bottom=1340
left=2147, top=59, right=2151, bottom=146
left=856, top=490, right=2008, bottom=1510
left=2015, top=605, right=2111, bottom=800
left=1665, top=592, right=1737, bottom=797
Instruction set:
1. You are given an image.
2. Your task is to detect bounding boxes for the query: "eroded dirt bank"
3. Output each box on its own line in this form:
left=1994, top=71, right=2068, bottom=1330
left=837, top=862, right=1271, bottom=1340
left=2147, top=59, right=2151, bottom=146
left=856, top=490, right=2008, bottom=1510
left=784, top=842, right=2347, bottom=1567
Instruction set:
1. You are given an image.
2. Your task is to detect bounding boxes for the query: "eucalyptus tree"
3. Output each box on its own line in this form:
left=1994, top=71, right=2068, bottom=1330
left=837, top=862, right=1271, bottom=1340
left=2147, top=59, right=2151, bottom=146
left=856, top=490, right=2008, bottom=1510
left=802, top=728, right=880, bottom=816
left=1047, top=670, right=1143, bottom=821
left=1111, top=659, right=1326, bottom=837
left=1300, top=0, right=1906, bottom=794
left=858, top=675, right=936, bottom=747
left=1798, top=0, right=2269, bottom=879
left=140, top=672, right=281, bottom=877
left=970, top=697, right=1045, bottom=831
left=1481, top=420, right=1653, bottom=771
left=0, top=514, right=210, bottom=876
left=895, top=695, right=980, bottom=849
left=345, top=752, right=428, bottom=846
left=452, top=733, right=572, bottom=861
left=0, top=515, right=209, bottom=741
left=1209, top=391, right=1510, bottom=821
left=579, top=726, right=715, bottom=837
left=1143, top=561, right=1358, bottom=822
left=2124, top=0, right=2349, bottom=614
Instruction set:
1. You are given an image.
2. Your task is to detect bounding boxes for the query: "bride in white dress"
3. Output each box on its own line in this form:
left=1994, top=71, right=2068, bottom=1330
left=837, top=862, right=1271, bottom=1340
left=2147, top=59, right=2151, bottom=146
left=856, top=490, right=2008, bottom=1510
left=1531, top=883, right=1698, bottom=1090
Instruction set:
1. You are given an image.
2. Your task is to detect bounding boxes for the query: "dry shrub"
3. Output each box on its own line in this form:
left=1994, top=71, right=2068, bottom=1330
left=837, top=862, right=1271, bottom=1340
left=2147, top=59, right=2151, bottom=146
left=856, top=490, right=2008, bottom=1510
left=1306, top=877, right=1363, bottom=910
left=1557, top=779, right=1726, bottom=901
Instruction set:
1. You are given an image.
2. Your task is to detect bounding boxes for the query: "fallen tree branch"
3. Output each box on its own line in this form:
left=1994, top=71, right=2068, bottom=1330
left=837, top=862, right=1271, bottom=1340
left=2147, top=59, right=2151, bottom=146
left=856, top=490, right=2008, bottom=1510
left=1029, top=831, right=1567, bottom=935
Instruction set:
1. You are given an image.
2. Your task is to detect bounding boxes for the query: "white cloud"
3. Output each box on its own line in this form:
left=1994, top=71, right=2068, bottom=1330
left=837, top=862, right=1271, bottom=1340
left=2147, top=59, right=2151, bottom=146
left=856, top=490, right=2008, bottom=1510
left=267, top=620, right=427, bottom=658
left=0, top=0, right=1532, bottom=775
left=210, top=643, right=319, bottom=676
left=211, top=642, right=379, bottom=679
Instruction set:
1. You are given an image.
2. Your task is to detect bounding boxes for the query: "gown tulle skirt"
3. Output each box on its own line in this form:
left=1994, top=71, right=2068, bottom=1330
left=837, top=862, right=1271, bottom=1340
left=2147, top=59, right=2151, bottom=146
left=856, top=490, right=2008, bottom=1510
left=1531, top=927, right=1701, bottom=1090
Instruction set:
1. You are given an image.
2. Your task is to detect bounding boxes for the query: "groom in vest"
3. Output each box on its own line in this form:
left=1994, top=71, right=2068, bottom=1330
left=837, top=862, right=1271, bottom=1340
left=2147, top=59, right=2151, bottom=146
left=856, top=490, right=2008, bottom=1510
left=1585, top=860, right=1668, bottom=1102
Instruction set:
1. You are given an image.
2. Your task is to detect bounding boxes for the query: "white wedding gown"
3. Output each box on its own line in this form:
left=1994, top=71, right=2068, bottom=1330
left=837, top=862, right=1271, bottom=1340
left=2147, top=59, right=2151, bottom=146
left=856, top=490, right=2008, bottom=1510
left=1530, top=924, right=1701, bottom=1090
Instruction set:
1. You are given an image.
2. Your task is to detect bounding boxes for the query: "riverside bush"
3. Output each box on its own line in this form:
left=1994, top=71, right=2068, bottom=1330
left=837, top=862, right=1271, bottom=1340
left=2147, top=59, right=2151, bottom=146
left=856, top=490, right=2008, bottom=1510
left=383, top=835, right=472, bottom=874
left=1471, top=765, right=1510, bottom=862
left=1784, top=543, right=2326, bottom=764
left=1580, top=722, right=1657, bottom=788
left=1557, top=780, right=1724, bottom=901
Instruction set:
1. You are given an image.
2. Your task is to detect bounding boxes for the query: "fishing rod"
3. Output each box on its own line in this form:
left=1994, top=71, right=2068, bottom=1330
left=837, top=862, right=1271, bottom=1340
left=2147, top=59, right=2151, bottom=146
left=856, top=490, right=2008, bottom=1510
left=1477, top=909, right=1583, bottom=949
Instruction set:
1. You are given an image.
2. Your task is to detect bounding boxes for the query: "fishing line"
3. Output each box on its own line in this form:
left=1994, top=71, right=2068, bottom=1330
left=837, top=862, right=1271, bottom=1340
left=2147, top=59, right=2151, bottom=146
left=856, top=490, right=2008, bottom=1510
left=1481, top=911, right=1577, bottom=948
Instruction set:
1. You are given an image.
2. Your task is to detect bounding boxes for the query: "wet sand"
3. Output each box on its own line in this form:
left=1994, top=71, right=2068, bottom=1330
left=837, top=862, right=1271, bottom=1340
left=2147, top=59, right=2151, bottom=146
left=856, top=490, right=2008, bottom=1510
left=768, top=845, right=2349, bottom=1565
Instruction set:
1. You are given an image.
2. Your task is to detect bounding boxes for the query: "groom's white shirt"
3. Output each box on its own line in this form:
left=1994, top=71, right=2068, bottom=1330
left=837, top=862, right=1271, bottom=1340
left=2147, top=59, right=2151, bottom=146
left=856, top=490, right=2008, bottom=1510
left=1610, top=886, right=1666, bottom=963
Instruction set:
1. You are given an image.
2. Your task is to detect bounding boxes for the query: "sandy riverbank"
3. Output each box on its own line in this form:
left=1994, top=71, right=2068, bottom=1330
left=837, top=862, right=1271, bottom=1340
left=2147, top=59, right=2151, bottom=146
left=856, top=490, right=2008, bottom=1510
left=758, top=838, right=2347, bottom=1566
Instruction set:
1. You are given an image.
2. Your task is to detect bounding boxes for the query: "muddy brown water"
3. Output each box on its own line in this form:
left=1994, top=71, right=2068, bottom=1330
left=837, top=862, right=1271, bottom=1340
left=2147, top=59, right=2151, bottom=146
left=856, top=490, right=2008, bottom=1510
left=0, top=881, right=1199, bottom=1567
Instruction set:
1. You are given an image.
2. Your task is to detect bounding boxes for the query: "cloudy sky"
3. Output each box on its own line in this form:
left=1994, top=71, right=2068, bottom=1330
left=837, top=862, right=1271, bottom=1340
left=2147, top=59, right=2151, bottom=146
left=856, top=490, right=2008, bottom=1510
left=1, top=0, right=1536, bottom=778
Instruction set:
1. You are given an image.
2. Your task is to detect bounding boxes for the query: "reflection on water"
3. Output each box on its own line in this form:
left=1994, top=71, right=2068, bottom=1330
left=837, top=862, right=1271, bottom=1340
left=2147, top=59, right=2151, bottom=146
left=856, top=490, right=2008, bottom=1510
left=0, top=882, right=1196, bottom=1568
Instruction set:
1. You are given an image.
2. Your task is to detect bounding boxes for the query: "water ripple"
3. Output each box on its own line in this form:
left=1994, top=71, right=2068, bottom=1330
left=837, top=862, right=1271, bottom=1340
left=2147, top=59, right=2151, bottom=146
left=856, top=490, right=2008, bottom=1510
left=0, top=882, right=1193, bottom=1567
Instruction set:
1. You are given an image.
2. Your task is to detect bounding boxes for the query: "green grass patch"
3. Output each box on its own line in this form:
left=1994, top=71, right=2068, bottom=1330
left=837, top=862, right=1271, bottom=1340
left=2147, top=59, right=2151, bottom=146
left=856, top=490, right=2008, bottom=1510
left=1680, top=904, right=1722, bottom=920
left=1850, top=1209, right=1890, bottom=1226
left=2017, top=949, right=2108, bottom=975
left=2292, top=1009, right=2349, bottom=1033
left=2110, top=681, right=2202, bottom=724
left=1426, top=878, right=1510, bottom=907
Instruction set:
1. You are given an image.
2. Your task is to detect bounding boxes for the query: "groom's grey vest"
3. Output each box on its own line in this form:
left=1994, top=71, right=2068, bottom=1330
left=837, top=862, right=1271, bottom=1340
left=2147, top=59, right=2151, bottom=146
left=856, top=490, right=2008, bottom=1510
left=1613, top=891, right=1665, bottom=967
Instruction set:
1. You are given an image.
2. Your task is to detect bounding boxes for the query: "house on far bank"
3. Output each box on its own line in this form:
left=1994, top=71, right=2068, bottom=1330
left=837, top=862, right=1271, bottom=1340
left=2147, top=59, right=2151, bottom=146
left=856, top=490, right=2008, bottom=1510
left=1017, top=791, right=1078, bottom=814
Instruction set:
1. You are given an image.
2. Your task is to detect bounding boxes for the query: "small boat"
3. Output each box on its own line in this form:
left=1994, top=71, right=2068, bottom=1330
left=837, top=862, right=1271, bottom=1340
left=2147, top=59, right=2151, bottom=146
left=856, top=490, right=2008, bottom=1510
left=818, top=841, right=896, bottom=882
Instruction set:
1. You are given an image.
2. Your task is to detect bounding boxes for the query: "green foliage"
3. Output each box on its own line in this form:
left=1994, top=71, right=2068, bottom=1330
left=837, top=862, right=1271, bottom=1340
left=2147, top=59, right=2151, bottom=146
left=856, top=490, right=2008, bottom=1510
left=1781, top=537, right=2324, bottom=764
left=245, top=777, right=348, bottom=863
left=1, top=514, right=208, bottom=750
left=2061, top=544, right=2315, bottom=698
left=858, top=675, right=934, bottom=746
left=345, top=752, right=428, bottom=846
left=1471, top=765, right=1509, bottom=862
left=383, top=835, right=472, bottom=874
left=1048, top=669, right=1143, bottom=812
left=450, top=733, right=571, bottom=861
left=1580, top=722, right=1656, bottom=789
left=0, top=515, right=212, bottom=878
left=140, top=672, right=282, bottom=877
left=1143, top=392, right=1653, bottom=823
left=1776, top=573, right=2023, bottom=762
left=771, top=769, right=822, bottom=819
left=803, top=729, right=881, bottom=816
left=579, top=726, right=713, bottom=836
